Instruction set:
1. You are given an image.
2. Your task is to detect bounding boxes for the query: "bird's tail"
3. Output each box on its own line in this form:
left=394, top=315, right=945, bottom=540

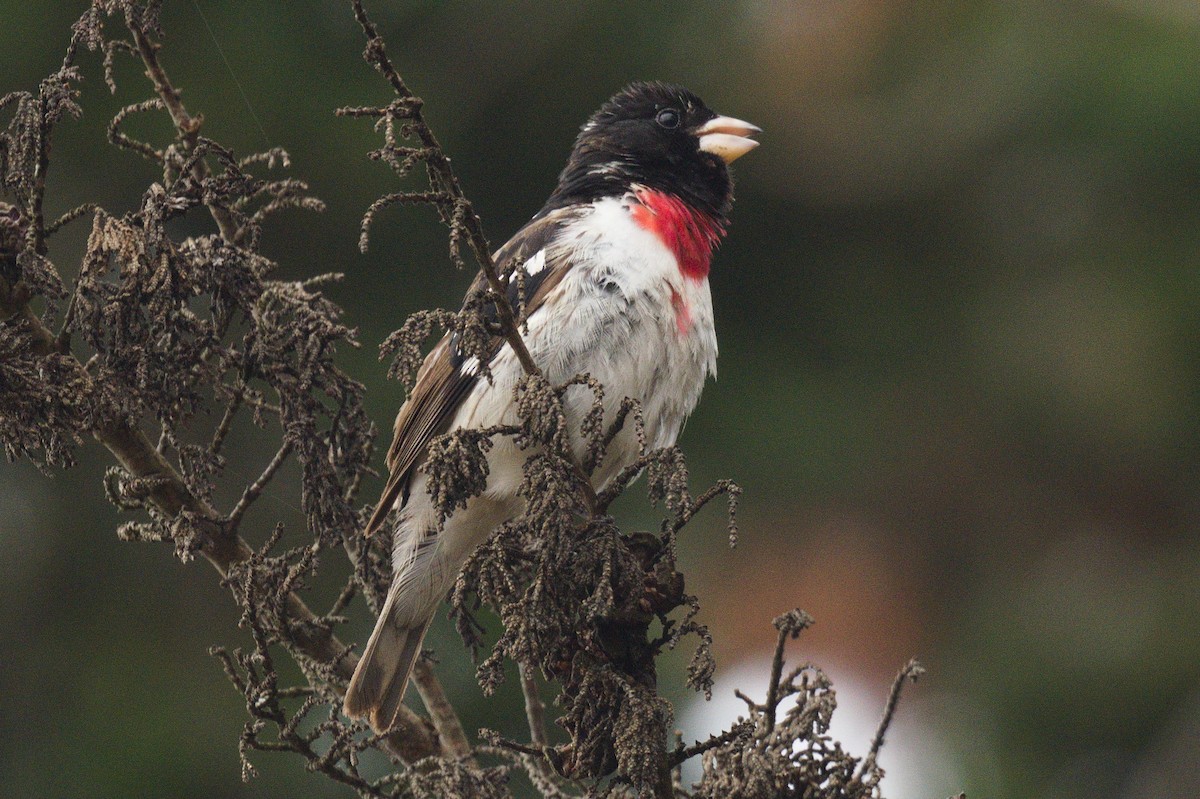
left=343, top=591, right=433, bottom=734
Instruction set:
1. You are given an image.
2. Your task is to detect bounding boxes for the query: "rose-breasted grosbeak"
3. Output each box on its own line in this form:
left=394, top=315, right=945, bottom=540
left=344, top=82, right=759, bottom=732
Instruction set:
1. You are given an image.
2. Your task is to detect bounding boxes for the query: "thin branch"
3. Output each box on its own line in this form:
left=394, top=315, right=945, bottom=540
left=355, top=190, right=452, bottom=253
left=479, top=729, right=543, bottom=758
left=670, top=479, right=741, bottom=542
left=102, top=38, right=137, bottom=93
left=860, top=659, right=924, bottom=772
left=327, top=576, right=357, bottom=619
left=668, top=720, right=754, bottom=768
left=515, top=662, right=563, bottom=788
left=520, top=663, right=549, bottom=749
left=765, top=625, right=789, bottom=735
left=45, top=202, right=98, bottom=235
left=127, top=22, right=238, bottom=243
left=595, top=450, right=673, bottom=513
left=411, top=655, right=475, bottom=763
left=276, top=685, right=316, bottom=698
left=210, top=390, right=243, bottom=455
left=24, top=93, right=51, bottom=256
left=734, top=688, right=760, bottom=712
left=107, top=98, right=165, bottom=161
left=765, top=609, right=815, bottom=734
left=226, top=440, right=293, bottom=531
left=585, top=396, right=644, bottom=475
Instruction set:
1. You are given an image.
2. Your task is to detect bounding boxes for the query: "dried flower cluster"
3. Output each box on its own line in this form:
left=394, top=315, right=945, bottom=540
left=0, top=2, right=929, bottom=798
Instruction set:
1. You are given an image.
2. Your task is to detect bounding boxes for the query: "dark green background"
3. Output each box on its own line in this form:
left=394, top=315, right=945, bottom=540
left=3, top=2, right=1199, bottom=797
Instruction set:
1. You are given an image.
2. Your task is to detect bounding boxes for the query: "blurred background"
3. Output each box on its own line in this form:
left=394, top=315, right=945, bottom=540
left=3, top=2, right=1199, bottom=797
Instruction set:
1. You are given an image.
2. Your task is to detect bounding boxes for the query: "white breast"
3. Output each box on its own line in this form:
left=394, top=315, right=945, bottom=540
left=455, top=195, right=718, bottom=494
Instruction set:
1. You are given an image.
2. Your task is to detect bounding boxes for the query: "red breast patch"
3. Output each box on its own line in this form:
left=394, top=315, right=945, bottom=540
left=630, top=189, right=725, bottom=281
left=669, top=285, right=691, bottom=335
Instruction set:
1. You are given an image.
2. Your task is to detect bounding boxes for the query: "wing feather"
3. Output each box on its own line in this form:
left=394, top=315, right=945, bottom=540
left=363, top=207, right=579, bottom=536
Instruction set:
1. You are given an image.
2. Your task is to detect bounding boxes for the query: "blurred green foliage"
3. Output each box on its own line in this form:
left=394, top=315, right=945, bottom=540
left=2, top=2, right=1199, bottom=798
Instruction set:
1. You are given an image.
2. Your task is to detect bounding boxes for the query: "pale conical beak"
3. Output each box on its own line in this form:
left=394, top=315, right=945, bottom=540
left=696, top=115, right=762, bottom=164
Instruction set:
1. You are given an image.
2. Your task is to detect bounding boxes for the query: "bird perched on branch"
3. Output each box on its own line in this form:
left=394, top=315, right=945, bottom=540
left=344, top=81, right=759, bottom=733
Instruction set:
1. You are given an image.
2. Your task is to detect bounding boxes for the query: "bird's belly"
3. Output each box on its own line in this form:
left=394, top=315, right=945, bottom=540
left=543, top=271, right=716, bottom=490
left=565, top=322, right=707, bottom=475
left=456, top=201, right=718, bottom=495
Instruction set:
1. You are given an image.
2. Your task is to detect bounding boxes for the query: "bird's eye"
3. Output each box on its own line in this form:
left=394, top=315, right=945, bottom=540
left=655, top=108, right=680, bottom=129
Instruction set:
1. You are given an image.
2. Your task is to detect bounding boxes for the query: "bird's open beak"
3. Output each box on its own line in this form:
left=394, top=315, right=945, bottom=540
left=696, top=115, right=761, bottom=164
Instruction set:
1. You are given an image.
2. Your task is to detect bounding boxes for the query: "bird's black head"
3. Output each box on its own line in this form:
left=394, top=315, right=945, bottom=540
left=544, top=82, right=759, bottom=222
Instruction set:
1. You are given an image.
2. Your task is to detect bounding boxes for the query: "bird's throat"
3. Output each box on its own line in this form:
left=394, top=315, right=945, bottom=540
left=630, top=189, right=725, bottom=281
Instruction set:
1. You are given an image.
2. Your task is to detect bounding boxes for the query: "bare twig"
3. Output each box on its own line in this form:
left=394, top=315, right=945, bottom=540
left=327, top=576, right=357, bottom=619
left=412, top=655, right=475, bottom=763
left=101, top=38, right=137, bottom=93
left=479, top=729, right=543, bottom=758
left=861, top=659, right=924, bottom=772
left=45, top=202, right=98, bottom=235
left=766, top=609, right=814, bottom=734
left=210, top=390, right=243, bottom=455
left=107, top=98, right=164, bottom=161
left=668, top=720, right=754, bottom=768
left=25, top=95, right=51, bottom=256
left=520, top=663, right=549, bottom=749
left=127, top=22, right=238, bottom=242
left=226, top=440, right=293, bottom=531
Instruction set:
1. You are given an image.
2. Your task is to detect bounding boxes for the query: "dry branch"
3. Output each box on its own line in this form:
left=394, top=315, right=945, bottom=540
left=0, top=3, right=928, bottom=797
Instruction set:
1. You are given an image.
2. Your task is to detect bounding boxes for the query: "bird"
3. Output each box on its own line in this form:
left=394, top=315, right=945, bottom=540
left=343, top=81, right=759, bottom=733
